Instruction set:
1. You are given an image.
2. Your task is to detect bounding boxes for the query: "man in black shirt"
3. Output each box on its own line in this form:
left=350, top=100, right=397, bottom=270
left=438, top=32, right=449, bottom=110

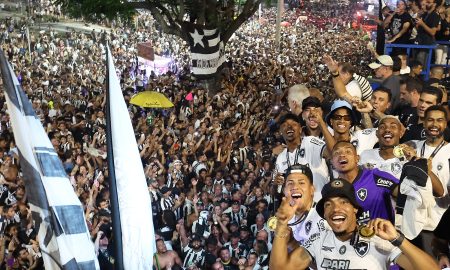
left=402, top=87, right=442, bottom=142
left=394, top=77, right=422, bottom=129
left=416, top=0, right=441, bottom=65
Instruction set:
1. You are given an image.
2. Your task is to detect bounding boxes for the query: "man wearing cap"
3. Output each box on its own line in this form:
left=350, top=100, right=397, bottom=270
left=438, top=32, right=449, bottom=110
left=309, top=99, right=378, bottom=155
left=275, top=113, right=329, bottom=201
left=301, top=96, right=324, bottom=138
left=369, top=55, right=401, bottom=112
left=283, top=164, right=326, bottom=246
left=177, top=220, right=206, bottom=270
left=270, top=179, right=439, bottom=270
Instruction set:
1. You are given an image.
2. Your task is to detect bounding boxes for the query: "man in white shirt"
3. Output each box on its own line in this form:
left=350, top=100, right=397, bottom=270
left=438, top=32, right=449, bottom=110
left=270, top=179, right=440, bottom=270
left=275, top=113, right=329, bottom=201
left=283, top=164, right=326, bottom=246
left=359, top=115, right=406, bottom=179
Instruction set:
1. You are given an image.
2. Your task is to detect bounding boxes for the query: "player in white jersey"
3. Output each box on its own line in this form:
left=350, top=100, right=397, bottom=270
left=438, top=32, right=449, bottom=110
left=283, top=164, right=327, bottom=246
left=270, top=179, right=439, bottom=270
left=360, top=116, right=407, bottom=179
left=275, top=113, right=329, bottom=201
left=399, top=106, right=449, bottom=255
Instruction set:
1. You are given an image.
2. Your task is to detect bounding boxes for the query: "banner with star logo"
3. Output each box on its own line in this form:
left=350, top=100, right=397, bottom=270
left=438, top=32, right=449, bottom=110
left=183, top=23, right=225, bottom=79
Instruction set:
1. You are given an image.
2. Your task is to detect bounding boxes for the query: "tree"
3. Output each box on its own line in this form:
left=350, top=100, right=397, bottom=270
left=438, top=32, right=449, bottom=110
left=54, top=0, right=263, bottom=93
left=53, top=0, right=262, bottom=58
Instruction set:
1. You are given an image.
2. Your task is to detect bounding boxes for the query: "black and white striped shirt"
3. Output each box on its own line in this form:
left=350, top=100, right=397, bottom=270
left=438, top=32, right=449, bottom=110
left=183, top=246, right=205, bottom=268
left=159, top=196, right=174, bottom=211
left=224, top=242, right=248, bottom=259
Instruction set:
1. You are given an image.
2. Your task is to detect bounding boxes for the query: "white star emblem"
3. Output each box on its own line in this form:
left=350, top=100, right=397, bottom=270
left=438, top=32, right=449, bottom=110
left=190, top=29, right=204, bottom=47
left=359, top=190, right=365, bottom=198
left=358, top=245, right=367, bottom=252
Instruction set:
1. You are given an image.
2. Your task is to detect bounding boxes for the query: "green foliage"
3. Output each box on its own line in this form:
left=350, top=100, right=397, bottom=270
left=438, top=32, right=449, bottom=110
left=54, top=0, right=136, bottom=22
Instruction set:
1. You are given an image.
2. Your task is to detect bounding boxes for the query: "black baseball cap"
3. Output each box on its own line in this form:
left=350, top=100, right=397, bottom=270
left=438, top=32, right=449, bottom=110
left=316, top=179, right=362, bottom=219
left=286, top=164, right=313, bottom=184
left=302, top=96, right=321, bottom=110
left=278, top=113, right=301, bottom=126
left=160, top=186, right=171, bottom=194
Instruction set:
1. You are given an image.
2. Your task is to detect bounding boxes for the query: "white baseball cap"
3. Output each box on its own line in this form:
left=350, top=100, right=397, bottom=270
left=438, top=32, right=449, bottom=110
left=369, top=55, right=394, bottom=69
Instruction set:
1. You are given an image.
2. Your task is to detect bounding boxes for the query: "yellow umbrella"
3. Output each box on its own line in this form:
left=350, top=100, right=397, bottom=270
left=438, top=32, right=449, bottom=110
left=130, top=91, right=174, bottom=108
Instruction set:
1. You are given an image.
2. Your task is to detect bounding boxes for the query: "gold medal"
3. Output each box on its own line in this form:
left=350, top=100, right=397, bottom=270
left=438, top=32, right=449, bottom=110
left=358, top=225, right=375, bottom=238
left=393, top=145, right=404, bottom=158
left=267, top=216, right=278, bottom=231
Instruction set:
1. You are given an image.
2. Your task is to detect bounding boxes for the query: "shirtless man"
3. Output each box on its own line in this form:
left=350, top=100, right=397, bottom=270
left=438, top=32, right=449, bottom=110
left=153, top=239, right=182, bottom=270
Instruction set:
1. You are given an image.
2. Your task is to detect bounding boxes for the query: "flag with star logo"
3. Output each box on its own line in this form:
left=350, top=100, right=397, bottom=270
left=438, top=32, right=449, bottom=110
left=0, top=50, right=99, bottom=269
left=182, top=23, right=225, bottom=79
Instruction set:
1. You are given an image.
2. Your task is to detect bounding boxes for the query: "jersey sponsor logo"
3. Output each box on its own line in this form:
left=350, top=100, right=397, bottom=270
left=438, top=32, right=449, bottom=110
left=305, top=220, right=312, bottom=235
left=321, top=245, right=334, bottom=252
left=310, top=137, right=325, bottom=146
left=358, top=210, right=370, bottom=223
left=376, top=177, right=395, bottom=188
left=361, top=129, right=374, bottom=135
left=339, top=245, right=346, bottom=255
left=356, top=188, right=368, bottom=201
left=302, top=232, right=320, bottom=248
left=320, top=258, right=350, bottom=269
left=354, top=241, right=370, bottom=257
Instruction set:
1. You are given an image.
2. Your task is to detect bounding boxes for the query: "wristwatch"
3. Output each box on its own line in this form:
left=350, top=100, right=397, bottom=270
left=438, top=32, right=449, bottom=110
left=390, top=231, right=405, bottom=247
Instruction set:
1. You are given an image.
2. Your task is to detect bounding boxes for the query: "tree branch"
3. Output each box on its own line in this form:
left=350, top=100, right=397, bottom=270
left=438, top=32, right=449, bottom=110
left=222, top=0, right=262, bottom=42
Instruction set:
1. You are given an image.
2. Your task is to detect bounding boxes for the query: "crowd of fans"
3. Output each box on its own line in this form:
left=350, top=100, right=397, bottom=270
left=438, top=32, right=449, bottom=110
left=0, top=0, right=448, bottom=269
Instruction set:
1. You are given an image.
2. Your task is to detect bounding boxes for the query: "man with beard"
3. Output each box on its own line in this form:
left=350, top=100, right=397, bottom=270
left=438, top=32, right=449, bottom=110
left=359, top=116, right=407, bottom=179
left=275, top=113, right=329, bottom=201
left=177, top=225, right=206, bottom=270
left=393, top=77, right=422, bottom=129
left=415, top=0, right=440, bottom=66
left=154, top=239, right=182, bottom=270
left=270, top=179, right=439, bottom=270
left=401, top=87, right=442, bottom=142
left=402, top=105, right=450, bottom=254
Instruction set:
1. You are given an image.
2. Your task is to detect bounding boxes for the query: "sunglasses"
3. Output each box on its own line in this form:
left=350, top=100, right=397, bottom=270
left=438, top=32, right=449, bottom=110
left=332, top=115, right=352, bottom=121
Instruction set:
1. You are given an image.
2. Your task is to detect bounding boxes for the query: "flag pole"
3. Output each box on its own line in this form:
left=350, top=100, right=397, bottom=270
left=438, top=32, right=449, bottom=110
left=105, top=45, right=124, bottom=270
left=275, top=0, right=283, bottom=51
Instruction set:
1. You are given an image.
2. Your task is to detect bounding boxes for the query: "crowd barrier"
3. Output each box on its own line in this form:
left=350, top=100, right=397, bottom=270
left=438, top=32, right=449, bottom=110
left=385, top=42, right=450, bottom=81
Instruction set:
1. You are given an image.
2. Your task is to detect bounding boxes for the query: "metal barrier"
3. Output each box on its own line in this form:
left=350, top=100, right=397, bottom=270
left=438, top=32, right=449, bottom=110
left=385, top=42, right=450, bottom=81
left=385, top=43, right=436, bottom=80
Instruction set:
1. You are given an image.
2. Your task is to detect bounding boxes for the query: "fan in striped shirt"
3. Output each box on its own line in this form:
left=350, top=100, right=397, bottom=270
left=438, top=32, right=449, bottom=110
left=177, top=220, right=206, bottom=270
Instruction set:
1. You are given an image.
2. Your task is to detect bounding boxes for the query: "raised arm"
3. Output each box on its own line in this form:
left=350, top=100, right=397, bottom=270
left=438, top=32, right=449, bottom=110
left=367, top=218, right=440, bottom=270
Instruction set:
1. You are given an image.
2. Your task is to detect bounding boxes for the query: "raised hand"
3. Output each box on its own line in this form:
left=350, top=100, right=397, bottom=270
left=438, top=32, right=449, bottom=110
left=276, top=197, right=301, bottom=226
left=323, top=54, right=339, bottom=74
left=366, top=218, right=398, bottom=241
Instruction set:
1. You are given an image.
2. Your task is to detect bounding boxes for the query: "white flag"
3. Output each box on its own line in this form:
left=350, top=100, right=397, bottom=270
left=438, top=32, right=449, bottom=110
left=106, top=46, right=155, bottom=269
left=0, top=51, right=99, bottom=269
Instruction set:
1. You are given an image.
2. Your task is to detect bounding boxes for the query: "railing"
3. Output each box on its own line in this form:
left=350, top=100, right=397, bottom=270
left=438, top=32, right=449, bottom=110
left=385, top=42, right=450, bottom=81
left=385, top=43, right=436, bottom=80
